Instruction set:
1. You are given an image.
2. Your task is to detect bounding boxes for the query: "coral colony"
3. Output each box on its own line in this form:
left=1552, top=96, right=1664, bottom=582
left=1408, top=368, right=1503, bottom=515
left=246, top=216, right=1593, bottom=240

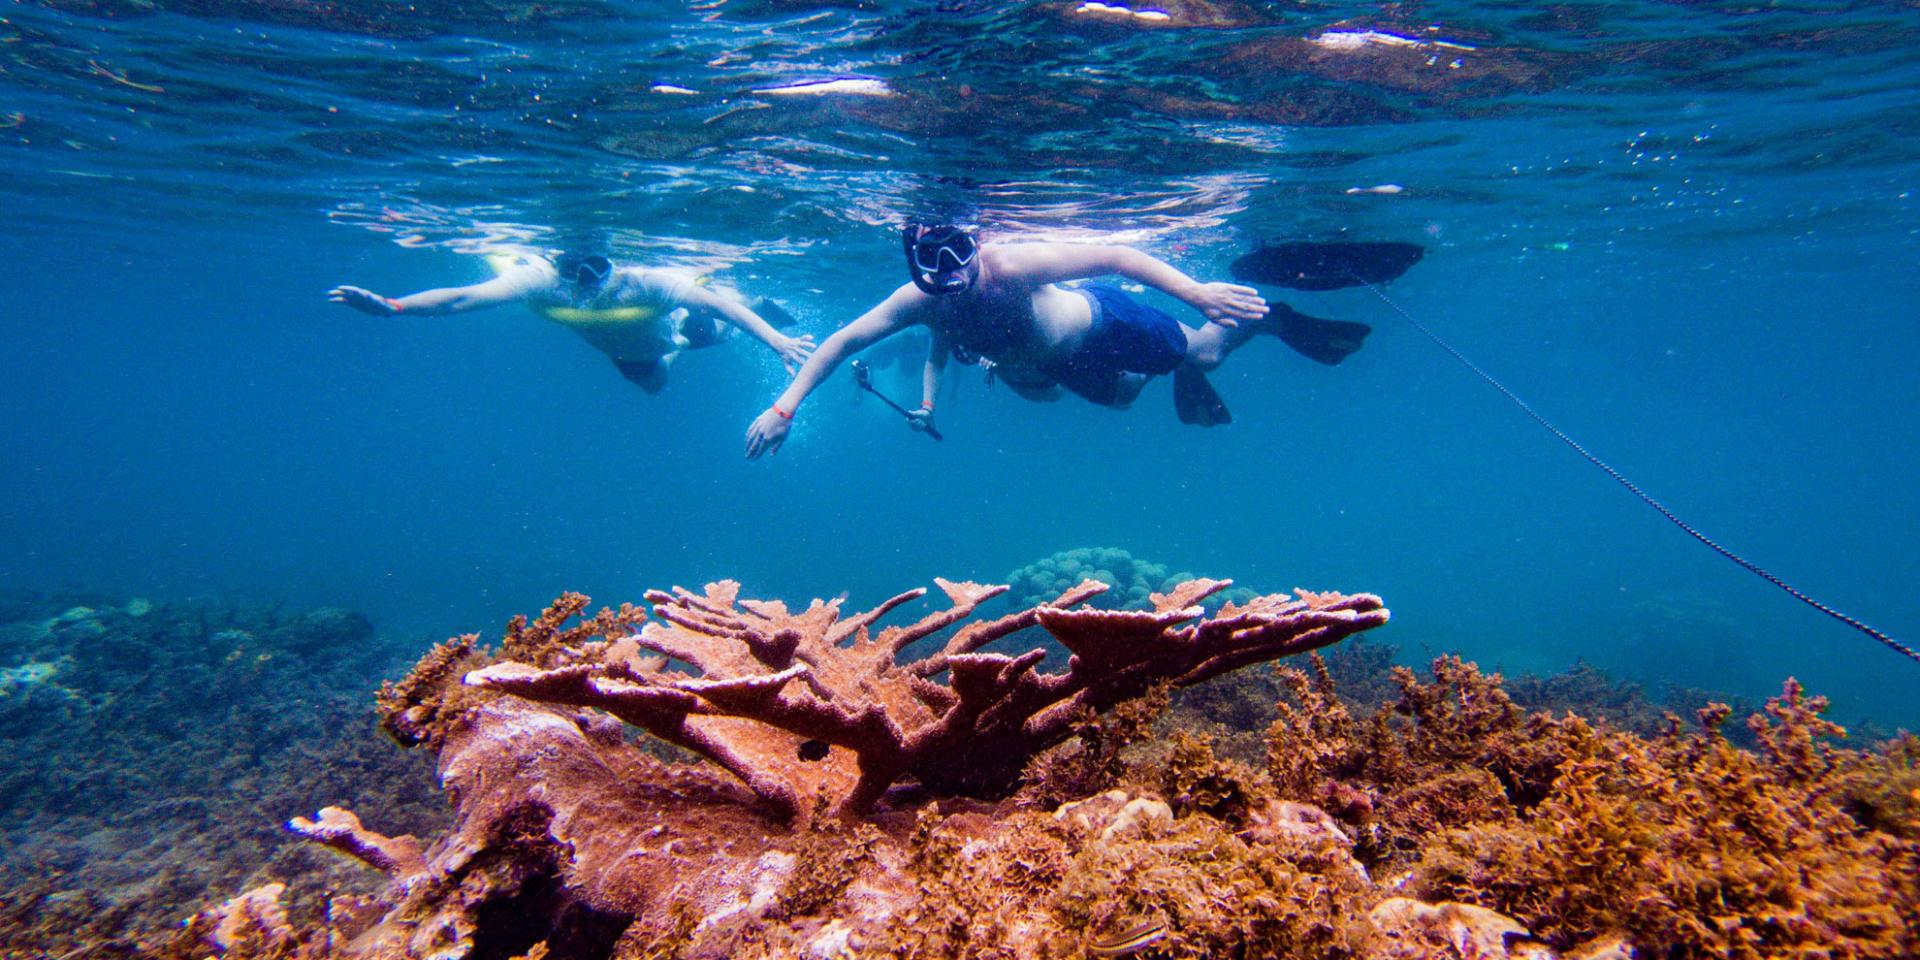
left=11, top=564, right=1917, bottom=958
left=460, top=577, right=1382, bottom=818
left=243, top=577, right=1398, bottom=957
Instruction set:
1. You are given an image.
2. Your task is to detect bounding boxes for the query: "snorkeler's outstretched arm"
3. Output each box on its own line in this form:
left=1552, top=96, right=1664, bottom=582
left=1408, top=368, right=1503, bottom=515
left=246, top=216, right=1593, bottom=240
left=987, top=243, right=1267, bottom=326
left=328, top=267, right=544, bottom=317
left=678, top=284, right=816, bottom=374
left=745, top=284, right=927, bottom=458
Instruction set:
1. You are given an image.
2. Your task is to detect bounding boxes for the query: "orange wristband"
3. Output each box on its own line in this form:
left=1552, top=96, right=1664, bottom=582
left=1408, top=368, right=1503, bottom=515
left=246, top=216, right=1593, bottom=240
left=771, top=404, right=793, bottom=420
left=384, top=297, right=405, bottom=312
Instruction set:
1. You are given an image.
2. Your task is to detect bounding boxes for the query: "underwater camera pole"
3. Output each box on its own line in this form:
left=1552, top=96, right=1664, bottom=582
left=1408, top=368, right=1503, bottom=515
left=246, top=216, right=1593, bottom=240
left=1360, top=281, right=1920, bottom=668
left=850, top=359, right=943, bottom=441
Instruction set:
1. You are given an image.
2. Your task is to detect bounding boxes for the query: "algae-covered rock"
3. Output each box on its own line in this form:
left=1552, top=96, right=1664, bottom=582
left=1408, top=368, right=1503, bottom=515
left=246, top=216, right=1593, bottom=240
left=0, top=592, right=445, bottom=951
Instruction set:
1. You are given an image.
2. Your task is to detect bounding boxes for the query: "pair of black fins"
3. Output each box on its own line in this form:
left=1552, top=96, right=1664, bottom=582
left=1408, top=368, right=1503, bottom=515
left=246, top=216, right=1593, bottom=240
left=1173, top=240, right=1424, bottom=427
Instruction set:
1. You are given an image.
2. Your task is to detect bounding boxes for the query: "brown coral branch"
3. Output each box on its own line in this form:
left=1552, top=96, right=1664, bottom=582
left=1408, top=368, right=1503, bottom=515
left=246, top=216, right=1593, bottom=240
left=286, top=807, right=426, bottom=879
left=915, top=579, right=1113, bottom=677
left=875, top=579, right=1010, bottom=657
left=826, top=586, right=929, bottom=649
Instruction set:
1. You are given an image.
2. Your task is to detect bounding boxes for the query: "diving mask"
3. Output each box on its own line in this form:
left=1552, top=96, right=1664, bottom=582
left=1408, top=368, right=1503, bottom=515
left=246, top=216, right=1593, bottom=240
left=903, top=224, right=980, bottom=295
left=555, top=252, right=614, bottom=286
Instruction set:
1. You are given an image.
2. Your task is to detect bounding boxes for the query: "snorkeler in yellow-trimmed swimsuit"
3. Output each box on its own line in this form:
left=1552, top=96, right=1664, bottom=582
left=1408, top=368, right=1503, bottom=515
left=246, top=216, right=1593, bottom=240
left=328, top=251, right=814, bottom=393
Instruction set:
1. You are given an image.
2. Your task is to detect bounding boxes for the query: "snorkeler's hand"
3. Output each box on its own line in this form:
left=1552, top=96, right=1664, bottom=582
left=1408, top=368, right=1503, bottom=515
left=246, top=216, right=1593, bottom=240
left=776, top=334, right=817, bottom=376
left=1188, top=281, right=1268, bottom=327
left=745, top=407, right=792, bottom=459
left=906, top=406, right=936, bottom=434
left=328, top=285, right=402, bottom=317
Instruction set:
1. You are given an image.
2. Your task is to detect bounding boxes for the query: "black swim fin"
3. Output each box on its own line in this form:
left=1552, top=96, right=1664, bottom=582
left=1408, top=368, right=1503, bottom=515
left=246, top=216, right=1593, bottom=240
left=1272, top=306, right=1371, bottom=366
left=752, top=297, right=799, bottom=329
left=1230, top=241, right=1425, bottom=290
left=1173, top=364, right=1233, bottom=427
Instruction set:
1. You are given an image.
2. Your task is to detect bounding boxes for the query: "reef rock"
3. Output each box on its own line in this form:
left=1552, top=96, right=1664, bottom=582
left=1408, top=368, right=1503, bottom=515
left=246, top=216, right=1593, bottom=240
left=1366, top=897, right=1549, bottom=958
left=1052, top=789, right=1174, bottom=841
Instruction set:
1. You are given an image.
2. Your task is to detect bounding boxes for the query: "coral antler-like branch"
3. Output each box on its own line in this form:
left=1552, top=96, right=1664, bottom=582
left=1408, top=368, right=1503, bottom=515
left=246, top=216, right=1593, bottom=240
left=287, top=806, right=426, bottom=879
left=466, top=577, right=1387, bottom=819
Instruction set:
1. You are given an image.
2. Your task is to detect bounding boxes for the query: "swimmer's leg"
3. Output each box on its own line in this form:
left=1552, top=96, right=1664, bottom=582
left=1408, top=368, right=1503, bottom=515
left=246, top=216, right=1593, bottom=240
left=1165, top=334, right=1235, bottom=426
left=612, top=353, right=675, bottom=394
left=1180, top=321, right=1246, bottom=371
left=1182, top=306, right=1369, bottom=368
left=1106, top=372, right=1151, bottom=409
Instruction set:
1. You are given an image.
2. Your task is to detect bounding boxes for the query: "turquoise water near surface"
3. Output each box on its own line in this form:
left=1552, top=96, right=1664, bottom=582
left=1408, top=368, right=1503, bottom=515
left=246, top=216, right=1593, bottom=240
left=1, top=0, right=1916, bottom=726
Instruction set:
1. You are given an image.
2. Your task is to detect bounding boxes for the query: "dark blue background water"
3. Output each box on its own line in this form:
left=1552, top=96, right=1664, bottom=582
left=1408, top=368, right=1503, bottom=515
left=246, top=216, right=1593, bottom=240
left=2, top=0, right=1916, bottom=726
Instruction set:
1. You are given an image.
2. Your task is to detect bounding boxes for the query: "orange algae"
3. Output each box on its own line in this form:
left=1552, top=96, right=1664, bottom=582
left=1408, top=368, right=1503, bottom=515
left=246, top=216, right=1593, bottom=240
left=1049, top=812, right=1375, bottom=960
left=1410, top=682, right=1919, bottom=957
left=1159, top=729, right=1268, bottom=824
left=1259, top=659, right=1919, bottom=958
left=498, top=592, right=649, bottom=668
left=1023, top=684, right=1172, bottom=810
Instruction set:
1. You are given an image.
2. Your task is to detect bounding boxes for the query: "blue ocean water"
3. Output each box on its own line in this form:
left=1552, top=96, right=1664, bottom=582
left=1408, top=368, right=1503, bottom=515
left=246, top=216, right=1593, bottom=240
left=1, top=0, right=1916, bottom=727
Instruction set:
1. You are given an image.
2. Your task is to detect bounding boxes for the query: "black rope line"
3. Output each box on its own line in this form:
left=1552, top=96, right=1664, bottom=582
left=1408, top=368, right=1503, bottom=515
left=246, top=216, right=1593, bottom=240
left=1361, top=281, right=1919, bottom=667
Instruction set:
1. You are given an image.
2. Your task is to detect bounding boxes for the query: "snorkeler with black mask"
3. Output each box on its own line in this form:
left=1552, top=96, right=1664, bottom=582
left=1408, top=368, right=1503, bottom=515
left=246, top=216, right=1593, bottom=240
left=552, top=251, right=614, bottom=288
left=330, top=248, right=813, bottom=395
left=744, top=220, right=1279, bottom=457
left=903, top=223, right=982, bottom=296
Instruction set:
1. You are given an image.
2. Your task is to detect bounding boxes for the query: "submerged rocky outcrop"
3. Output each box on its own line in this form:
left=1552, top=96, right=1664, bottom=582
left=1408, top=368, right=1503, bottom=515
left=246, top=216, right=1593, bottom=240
left=6, top=570, right=1915, bottom=959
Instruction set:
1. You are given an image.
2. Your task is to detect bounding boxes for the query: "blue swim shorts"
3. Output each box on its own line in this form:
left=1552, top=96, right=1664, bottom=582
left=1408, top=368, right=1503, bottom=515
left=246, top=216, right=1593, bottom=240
left=1042, top=283, right=1189, bottom=405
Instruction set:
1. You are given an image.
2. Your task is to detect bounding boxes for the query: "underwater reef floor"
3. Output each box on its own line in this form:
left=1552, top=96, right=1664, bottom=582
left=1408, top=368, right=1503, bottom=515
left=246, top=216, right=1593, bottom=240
left=3, top=574, right=1916, bottom=959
